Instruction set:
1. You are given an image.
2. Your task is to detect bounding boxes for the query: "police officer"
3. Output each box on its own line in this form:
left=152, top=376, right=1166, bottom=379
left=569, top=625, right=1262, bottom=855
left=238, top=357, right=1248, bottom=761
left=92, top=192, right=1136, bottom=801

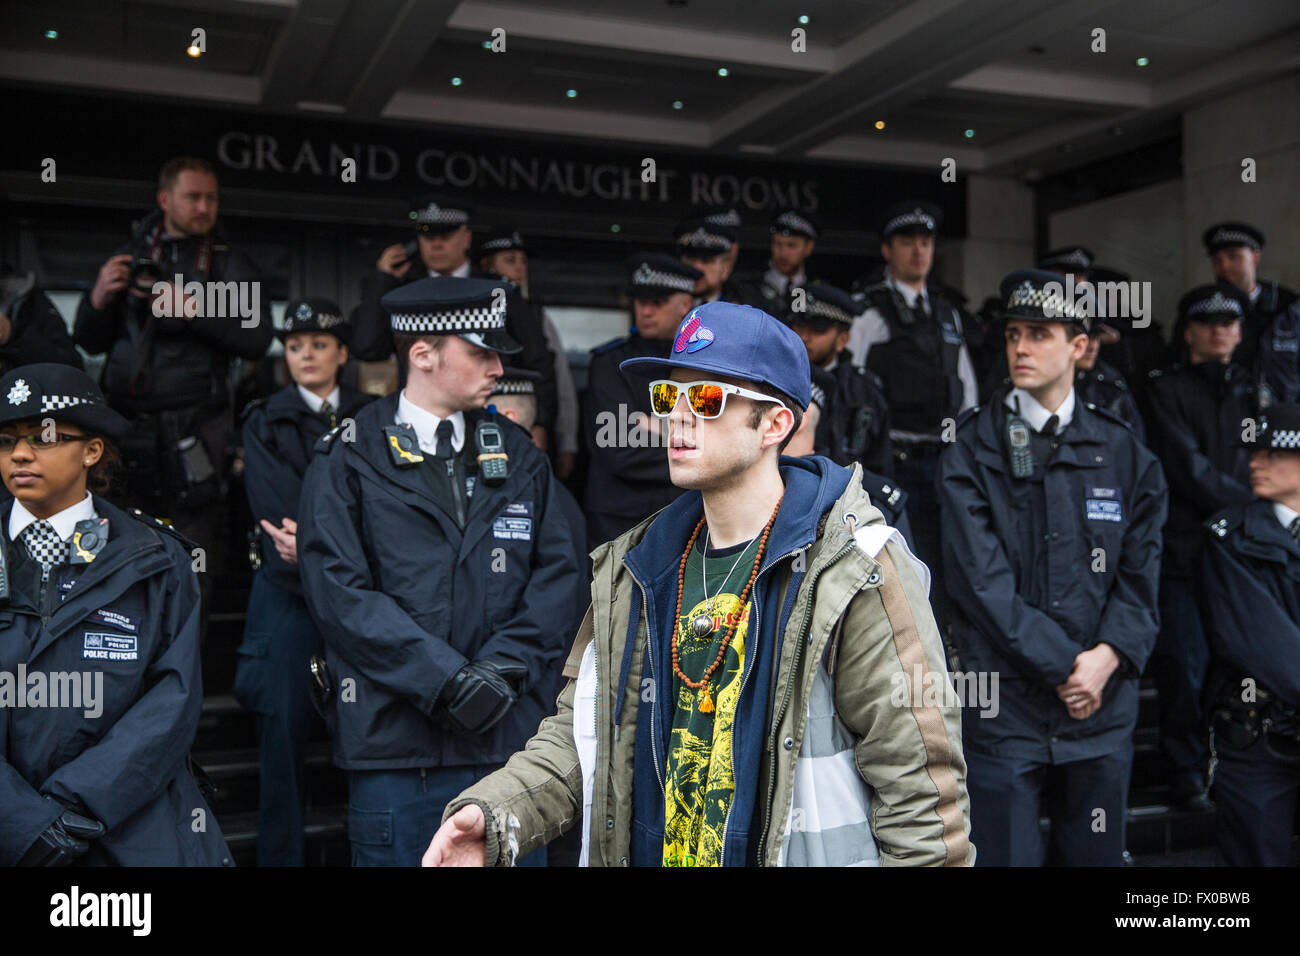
left=849, top=200, right=978, bottom=619
left=73, top=157, right=274, bottom=619
left=785, top=281, right=891, bottom=476
left=785, top=365, right=912, bottom=544
left=347, top=195, right=559, bottom=441
left=938, top=270, right=1168, bottom=866
left=584, top=253, right=701, bottom=550
left=1201, top=403, right=1300, bottom=866
left=740, top=208, right=818, bottom=310
left=1075, top=320, right=1145, bottom=443
left=673, top=216, right=737, bottom=306
left=235, top=298, right=374, bottom=866
left=698, top=205, right=748, bottom=304
left=297, top=277, right=580, bottom=867
left=478, top=228, right=581, bottom=480
left=1143, top=283, right=1257, bottom=808
left=1202, top=221, right=1299, bottom=406
left=0, top=363, right=232, bottom=866
left=0, top=268, right=82, bottom=374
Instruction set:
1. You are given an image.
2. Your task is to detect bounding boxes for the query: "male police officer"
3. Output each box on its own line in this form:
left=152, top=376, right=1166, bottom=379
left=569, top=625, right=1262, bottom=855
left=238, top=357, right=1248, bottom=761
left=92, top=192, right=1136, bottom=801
left=1202, top=221, right=1299, bottom=406
left=740, top=208, right=818, bottom=311
left=584, top=253, right=701, bottom=550
left=297, top=276, right=580, bottom=867
left=478, top=228, right=581, bottom=479
left=1143, top=283, right=1257, bottom=808
left=699, top=205, right=747, bottom=304
left=347, top=195, right=558, bottom=441
left=785, top=281, right=891, bottom=476
left=1201, top=403, right=1300, bottom=866
left=849, top=201, right=978, bottom=619
left=673, top=217, right=737, bottom=306
left=1075, top=319, right=1145, bottom=442
left=939, top=269, right=1167, bottom=866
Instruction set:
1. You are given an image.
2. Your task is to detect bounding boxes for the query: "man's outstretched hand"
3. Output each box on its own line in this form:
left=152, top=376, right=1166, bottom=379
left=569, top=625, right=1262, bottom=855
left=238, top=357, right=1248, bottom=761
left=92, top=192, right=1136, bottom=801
left=422, top=803, right=487, bottom=867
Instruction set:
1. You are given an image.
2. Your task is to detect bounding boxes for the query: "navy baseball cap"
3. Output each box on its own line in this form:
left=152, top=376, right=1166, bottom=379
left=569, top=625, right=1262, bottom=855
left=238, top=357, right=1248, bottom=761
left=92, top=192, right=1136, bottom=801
left=619, top=301, right=812, bottom=410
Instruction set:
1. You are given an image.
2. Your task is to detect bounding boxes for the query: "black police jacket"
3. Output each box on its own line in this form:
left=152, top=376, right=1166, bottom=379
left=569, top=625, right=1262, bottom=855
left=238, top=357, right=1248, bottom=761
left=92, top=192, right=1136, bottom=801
left=1242, top=288, right=1300, bottom=406
left=73, top=211, right=273, bottom=414
left=938, top=388, right=1168, bottom=763
left=241, top=384, right=376, bottom=595
left=296, top=394, right=582, bottom=769
left=1143, top=361, right=1255, bottom=577
left=1076, top=360, right=1145, bottom=444
left=1201, top=500, right=1300, bottom=715
left=817, top=350, right=892, bottom=476
left=347, top=267, right=558, bottom=431
left=582, top=331, right=682, bottom=534
left=861, top=281, right=966, bottom=434
left=0, top=497, right=232, bottom=866
left=0, top=286, right=83, bottom=375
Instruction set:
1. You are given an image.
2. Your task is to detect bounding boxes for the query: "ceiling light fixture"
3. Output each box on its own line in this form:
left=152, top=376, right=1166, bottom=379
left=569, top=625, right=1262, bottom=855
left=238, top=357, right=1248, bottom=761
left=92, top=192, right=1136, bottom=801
left=964, top=128, right=975, bottom=138
left=187, top=43, right=202, bottom=58
left=874, top=120, right=885, bottom=130
left=797, top=15, right=811, bottom=25
left=451, top=76, right=463, bottom=86
left=44, top=29, right=58, bottom=40
left=717, top=67, right=729, bottom=77
left=1135, top=56, right=1149, bottom=67
left=566, top=89, right=578, bottom=98
left=672, top=100, right=683, bottom=110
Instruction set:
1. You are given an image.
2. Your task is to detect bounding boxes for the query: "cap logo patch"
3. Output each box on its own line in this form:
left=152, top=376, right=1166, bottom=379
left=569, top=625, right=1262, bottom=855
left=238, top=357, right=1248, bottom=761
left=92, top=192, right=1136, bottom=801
left=295, top=303, right=314, bottom=320
left=7, top=380, right=30, bottom=405
left=673, top=314, right=715, bottom=354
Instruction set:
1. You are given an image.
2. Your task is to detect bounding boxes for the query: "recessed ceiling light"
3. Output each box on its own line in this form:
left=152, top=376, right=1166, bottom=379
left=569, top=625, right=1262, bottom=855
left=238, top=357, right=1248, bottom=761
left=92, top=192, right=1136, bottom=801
left=717, top=67, right=729, bottom=77
left=797, top=15, right=811, bottom=25
left=964, top=128, right=975, bottom=138
left=44, top=29, right=58, bottom=40
left=451, top=76, right=463, bottom=86
left=672, top=100, right=683, bottom=110
left=610, top=224, right=622, bottom=233
left=187, top=44, right=202, bottom=58
left=874, top=120, right=885, bottom=130
left=566, top=89, right=578, bottom=98
left=481, top=40, right=493, bottom=50
left=1135, top=56, right=1149, bottom=67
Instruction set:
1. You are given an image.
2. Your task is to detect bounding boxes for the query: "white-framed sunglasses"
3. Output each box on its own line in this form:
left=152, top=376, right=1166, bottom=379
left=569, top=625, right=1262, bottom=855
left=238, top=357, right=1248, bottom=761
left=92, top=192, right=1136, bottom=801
left=648, top=379, right=788, bottom=420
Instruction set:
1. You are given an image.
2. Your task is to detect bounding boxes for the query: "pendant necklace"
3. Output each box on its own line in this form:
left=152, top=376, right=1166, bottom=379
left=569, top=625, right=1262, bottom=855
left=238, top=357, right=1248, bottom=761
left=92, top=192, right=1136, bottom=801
left=691, top=528, right=753, bottom=639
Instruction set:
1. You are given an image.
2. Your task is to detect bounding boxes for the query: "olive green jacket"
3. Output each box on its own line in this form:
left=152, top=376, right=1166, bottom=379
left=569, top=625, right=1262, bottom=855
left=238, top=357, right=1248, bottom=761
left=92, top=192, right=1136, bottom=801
left=445, top=465, right=975, bottom=866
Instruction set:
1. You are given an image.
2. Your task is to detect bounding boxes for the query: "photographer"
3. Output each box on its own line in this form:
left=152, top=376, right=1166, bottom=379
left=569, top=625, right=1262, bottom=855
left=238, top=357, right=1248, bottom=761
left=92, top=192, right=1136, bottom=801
left=73, top=157, right=273, bottom=615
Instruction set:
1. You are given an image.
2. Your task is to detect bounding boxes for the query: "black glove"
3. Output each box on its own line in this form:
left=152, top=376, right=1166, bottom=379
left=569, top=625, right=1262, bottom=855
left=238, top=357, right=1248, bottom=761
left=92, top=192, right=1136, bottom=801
left=18, top=799, right=106, bottom=867
left=439, top=659, right=526, bottom=735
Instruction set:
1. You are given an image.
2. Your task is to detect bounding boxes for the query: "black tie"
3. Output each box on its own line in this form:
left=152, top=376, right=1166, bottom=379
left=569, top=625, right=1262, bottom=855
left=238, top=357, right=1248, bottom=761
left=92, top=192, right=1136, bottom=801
left=435, top=420, right=455, bottom=460
left=1290, top=517, right=1300, bottom=543
left=319, top=399, right=335, bottom=428
left=1041, top=414, right=1059, bottom=437
left=916, top=296, right=931, bottom=323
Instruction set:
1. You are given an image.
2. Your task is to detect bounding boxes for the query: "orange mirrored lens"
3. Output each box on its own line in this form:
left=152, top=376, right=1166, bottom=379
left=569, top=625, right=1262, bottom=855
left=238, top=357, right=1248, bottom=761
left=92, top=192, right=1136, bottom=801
left=650, top=382, right=681, bottom=415
left=687, top=383, right=724, bottom=417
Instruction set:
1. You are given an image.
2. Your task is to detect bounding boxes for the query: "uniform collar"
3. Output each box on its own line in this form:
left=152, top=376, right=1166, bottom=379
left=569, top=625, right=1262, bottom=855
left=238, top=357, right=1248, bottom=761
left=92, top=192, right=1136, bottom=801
left=397, top=390, right=465, bottom=454
left=1004, top=386, right=1076, bottom=433
left=885, top=268, right=927, bottom=309
left=297, top=384, right=341, bottom=414
left=764, top=262, right=805, bottom=295
left=8, top=491, right=97, bottom=542
left=1275, top=501, right=1300, bottom=531
left=430, top=260, right=472, bottom=279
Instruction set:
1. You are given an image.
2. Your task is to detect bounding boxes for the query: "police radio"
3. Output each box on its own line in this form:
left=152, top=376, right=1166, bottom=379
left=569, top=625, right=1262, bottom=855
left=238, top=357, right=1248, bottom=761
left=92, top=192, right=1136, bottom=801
left=475, top=418, right=509, bottom=485
left=1005, top=397, right=1034, bottom=479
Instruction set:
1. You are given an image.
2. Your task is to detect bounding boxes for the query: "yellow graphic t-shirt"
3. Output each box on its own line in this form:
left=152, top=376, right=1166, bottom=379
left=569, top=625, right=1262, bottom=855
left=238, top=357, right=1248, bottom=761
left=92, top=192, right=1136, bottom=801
left=662, top=537, right=754, bottom=867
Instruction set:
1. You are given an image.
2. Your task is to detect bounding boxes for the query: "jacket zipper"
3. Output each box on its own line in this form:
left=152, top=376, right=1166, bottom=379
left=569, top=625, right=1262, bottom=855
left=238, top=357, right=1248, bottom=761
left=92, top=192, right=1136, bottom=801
left=635, top=577, right=665, bottom=794
left=755, top=539, right=856, bottom=858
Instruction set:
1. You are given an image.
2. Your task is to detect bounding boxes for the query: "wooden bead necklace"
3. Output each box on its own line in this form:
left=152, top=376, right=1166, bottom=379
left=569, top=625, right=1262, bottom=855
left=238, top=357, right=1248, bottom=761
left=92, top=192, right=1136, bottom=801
left=672, top=494, right=784, bottom=715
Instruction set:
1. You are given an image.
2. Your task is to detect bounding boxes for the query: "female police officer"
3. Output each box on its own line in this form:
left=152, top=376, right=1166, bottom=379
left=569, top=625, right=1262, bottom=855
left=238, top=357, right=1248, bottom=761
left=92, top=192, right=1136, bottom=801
left=0, top=363, right=231, bottom=866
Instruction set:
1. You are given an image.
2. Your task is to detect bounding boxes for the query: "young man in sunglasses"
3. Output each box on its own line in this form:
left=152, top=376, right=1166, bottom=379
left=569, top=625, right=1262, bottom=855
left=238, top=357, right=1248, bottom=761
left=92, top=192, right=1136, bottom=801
left=425, top=300, right=974, bottom=867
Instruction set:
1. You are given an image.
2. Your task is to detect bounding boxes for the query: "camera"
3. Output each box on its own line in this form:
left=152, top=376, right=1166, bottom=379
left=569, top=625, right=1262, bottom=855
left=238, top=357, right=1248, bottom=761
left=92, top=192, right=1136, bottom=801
left=127, top=257, right=162, bottom=293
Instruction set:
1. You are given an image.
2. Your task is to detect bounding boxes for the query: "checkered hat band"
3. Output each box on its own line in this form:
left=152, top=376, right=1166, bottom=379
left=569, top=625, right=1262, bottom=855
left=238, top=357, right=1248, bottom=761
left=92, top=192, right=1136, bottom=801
left=1211, top=229, right=1259, bottom=249
left=1268, top=428, right=1300, bottom=449
left=389, top=306, right=507, bottom=333
left=883, top=211, right=935, bottom=235
left=1008, top=285, right=1079, bottom=319
left=676, top=228, right=730, bottom=250
left=414, top=207, right=469, bottom=225
left=1044, top=250, right=1090, bottom=268
left=809, top=383, right=827, bottom=410
left=1188, top=292, right=1243, bottom=318
left=807, top=299, right=853, bottom=324
left=492, top=381, right=535, bottom=396
left=481, top=238, right=517, bottom=252
left=774, top=213, right=816, bottom=236
left=40, top=395, right=90, bottom=413
left=704, top=211, right=742, bottom=227
left=631, top=263, right=696, bottom=293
